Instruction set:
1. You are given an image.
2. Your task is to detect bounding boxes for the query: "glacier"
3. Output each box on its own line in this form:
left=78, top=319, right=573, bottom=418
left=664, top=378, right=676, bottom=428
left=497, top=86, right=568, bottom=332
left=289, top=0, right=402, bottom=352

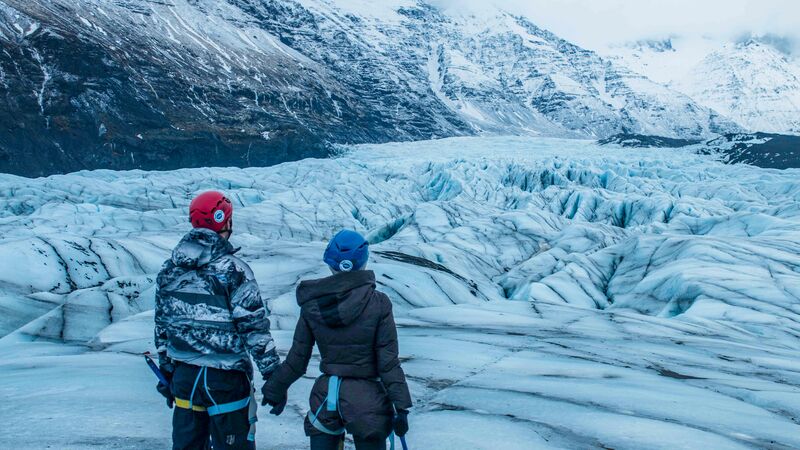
left=1, top=136, right=799, bottom=449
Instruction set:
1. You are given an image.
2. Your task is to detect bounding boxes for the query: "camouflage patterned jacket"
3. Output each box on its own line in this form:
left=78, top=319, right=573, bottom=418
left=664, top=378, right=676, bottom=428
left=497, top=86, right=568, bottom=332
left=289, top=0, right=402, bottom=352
left=154, top=228, right=280, bottom=377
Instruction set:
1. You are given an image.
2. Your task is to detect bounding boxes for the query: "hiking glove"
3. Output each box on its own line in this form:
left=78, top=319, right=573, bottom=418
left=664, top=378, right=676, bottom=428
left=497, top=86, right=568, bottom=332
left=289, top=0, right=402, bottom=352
left=393, top=410, right=409, bottom=437
left=260, top=377, right=287, bottom=415
left=156, top=362, right=175, bottom=409
left=267, top=396, right=287, bottom=416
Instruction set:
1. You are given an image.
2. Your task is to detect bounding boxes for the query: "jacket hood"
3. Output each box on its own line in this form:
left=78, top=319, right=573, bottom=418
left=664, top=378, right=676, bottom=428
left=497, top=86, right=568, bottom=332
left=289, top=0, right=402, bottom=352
left=297, top=270, right=376, bottom=328
left=171, top=228, right=234, bottom=269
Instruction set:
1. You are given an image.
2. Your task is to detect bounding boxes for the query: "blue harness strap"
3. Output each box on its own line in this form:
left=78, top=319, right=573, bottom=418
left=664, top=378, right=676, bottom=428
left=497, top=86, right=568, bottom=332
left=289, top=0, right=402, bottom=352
left=188, top=366, right=204, bottom=410
left=309, top=374, right=409, bottom=450
left=247, top=388, right=258, bottom=442
left=308, top=375, right=346, bottom=436
left=207, top=397, right=251, bottom=416
left=326, top=375, right=341, bottom=412
left=187, top=366, right=252, bottom=416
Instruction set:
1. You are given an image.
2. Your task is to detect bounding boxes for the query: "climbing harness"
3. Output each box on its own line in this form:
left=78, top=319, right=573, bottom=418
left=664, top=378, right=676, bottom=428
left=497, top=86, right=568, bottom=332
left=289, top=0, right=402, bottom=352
left=176, top=366, right=257, bottom=443
left=308, top=375, right=409, bottom=450
left=175, top=366, right=248, bottom=415
left=307, top=375, right=346, bottom=436
left=144, top=354, right=257, bottom=443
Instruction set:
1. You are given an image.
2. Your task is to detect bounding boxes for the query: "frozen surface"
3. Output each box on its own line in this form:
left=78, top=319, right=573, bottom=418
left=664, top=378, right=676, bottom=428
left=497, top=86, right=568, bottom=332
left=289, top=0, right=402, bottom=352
left=1, top=136, right=799, bottom=449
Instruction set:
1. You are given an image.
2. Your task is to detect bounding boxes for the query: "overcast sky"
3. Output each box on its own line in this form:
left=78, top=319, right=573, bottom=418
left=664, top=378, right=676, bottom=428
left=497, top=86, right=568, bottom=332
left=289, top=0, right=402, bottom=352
left=431, top=0, right=800, bottom=51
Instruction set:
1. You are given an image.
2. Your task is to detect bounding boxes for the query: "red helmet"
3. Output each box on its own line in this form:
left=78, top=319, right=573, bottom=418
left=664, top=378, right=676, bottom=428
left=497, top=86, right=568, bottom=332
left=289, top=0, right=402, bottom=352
left=189, top=191, right=233, bottom=233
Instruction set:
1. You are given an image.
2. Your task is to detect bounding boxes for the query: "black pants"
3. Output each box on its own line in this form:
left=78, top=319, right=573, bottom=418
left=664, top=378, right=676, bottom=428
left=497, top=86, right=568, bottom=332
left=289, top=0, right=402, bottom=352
left=310, top=434, right=386, bottom=450
left=171, top=362, right=253, bottom=450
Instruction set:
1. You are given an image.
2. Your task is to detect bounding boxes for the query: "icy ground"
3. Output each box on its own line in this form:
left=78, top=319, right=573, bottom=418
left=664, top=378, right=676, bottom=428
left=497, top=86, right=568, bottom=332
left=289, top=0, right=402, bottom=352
left=1, top=136, right=799, bottom=449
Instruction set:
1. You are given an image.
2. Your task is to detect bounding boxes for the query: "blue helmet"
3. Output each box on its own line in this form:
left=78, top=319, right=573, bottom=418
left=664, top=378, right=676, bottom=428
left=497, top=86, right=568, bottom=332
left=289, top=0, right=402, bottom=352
left=324, top=230, right=369, bottom=272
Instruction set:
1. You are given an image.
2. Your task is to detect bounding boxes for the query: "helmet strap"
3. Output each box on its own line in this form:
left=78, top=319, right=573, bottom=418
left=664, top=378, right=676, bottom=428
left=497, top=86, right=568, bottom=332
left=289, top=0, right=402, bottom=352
left=219, top=219, right=233, bottom=238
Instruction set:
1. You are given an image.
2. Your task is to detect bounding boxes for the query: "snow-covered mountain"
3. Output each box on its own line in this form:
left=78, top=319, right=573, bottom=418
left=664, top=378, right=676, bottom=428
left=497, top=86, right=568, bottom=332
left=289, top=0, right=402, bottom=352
left=677, top=41, right=800, bottom=134
left=0, top=0, right=737, bottom=176
left=2, top=137, right=800, bottom=448
left=609, top=36, right=800, bottom=135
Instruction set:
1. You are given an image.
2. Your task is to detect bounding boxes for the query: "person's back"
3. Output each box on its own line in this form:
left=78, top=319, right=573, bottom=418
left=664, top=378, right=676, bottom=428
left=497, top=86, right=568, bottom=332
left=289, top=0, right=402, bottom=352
left=154, top=191, right=280, bottom=450
left=262, top=230, right=412, bottom=450
left=156, top=228, right=272, bottom=373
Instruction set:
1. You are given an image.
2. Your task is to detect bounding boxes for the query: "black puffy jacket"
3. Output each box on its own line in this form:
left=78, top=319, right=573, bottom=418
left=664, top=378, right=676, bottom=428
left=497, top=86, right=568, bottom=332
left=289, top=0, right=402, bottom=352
left=263, top=269, right=412, bottom=414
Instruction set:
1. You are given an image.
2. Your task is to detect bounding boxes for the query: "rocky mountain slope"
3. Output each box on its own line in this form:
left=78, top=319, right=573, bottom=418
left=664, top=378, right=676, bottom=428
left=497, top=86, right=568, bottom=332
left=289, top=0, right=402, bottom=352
left=600, top=131, right=800, bottom=170
left=0, top=0, right=737, bottom=177
left=676, top=41, right=800, bottom=135
left=699, top=132, right=800, bottom=169
left=609, top=37, right=800, bottom=135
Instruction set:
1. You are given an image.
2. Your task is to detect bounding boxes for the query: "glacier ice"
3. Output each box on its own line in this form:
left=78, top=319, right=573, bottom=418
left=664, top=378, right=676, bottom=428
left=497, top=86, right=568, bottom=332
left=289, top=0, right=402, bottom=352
left=0, top=136, right=799, bottom=449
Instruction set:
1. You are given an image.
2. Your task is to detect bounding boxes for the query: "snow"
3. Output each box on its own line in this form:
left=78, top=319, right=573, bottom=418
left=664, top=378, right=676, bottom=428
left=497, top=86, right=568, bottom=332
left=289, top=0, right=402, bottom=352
left=421, top=12, right=735, bottom=139
left=298, top=0, right=417, bottom=23
left=606, top=36, right=721, bottom=86
left=1, top=0, right=744, bottom=157
left=1, top=136, right=800, bottom=449
left=607, top=37, right=800, bottom=134
left=674, top=42, right=800, bottom=134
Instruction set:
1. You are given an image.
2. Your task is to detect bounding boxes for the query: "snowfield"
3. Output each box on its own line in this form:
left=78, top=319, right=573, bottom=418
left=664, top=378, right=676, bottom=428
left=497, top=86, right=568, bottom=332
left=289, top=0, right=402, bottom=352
left=1, top=136, right=799, bottom=449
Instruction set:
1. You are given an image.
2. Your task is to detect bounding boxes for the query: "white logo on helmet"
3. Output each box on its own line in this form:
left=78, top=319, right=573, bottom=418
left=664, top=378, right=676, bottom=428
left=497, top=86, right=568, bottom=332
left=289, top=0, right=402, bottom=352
left=213, top=210, right=226, bottom=223
left=338, top=260, right=354, bottom=272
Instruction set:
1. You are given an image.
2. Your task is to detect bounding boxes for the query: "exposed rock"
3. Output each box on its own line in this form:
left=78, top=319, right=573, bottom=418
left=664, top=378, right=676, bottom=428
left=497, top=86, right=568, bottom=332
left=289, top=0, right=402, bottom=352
left=0, top=0, right=738, bottom=176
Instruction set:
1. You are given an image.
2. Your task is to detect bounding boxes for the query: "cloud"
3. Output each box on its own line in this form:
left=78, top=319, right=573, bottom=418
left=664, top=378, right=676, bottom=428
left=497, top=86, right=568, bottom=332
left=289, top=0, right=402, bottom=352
left=429, top=0, right=800, bottom=52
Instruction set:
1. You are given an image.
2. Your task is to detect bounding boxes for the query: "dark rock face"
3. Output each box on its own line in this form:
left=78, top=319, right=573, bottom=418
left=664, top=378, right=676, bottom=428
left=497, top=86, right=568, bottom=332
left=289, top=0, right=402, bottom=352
left=0, top=2, right=347, bottom=177
left=0, top=0, right=738, bottom=177
left=701, top=133, right=800, bottom=170
left=598, top=134, right=702, bottom=148
left=599, top=132, right=800, bottom=169
left=0, top=0, right=482, bottom=177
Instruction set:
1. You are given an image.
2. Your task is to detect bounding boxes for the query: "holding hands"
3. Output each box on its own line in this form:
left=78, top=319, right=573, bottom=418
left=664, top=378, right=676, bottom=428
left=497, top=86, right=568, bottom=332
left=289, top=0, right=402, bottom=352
left=261, top=376, right=287, bottom=416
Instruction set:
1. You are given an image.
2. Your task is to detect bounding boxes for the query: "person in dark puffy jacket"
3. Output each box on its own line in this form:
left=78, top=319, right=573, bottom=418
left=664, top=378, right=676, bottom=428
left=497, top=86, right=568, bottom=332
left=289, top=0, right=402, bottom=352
left=261, top=230, right=412, bottom=450
left=154, top=191, right=280, bottom=450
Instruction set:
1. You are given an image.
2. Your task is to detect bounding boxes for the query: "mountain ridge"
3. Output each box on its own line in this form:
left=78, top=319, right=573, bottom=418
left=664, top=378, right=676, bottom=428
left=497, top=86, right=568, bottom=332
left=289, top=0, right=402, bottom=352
left=608, top=36, right=800, bottom=135
left=1, top=0, right=740, bottom=176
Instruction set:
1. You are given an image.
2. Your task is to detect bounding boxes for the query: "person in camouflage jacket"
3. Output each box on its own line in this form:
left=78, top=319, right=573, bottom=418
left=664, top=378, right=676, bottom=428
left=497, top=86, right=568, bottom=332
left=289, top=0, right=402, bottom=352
left=154, top=191, right=279, bottom=450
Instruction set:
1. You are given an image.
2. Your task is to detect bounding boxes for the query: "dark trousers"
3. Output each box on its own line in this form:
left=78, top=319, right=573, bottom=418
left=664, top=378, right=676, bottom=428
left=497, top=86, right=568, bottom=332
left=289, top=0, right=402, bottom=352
left=171, top=362, right=253, bottom=450
left=310, top=434, right=386, bottom=450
